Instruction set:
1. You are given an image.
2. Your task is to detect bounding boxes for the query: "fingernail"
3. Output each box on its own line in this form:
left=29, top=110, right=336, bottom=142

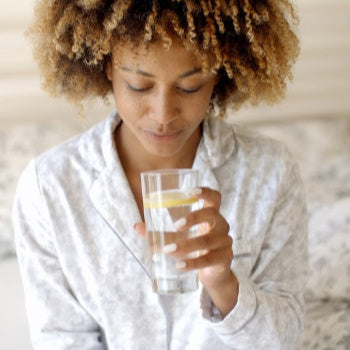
left=174, top=218, right=187, bottom=230
left=163, top=243, right=177, bottom=254
left=176, top=261, right=186, bottom=269
left=191, top=188, right=202, bottom=196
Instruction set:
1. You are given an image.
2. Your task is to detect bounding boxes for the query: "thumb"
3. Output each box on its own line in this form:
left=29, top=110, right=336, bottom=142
left=134, top=222, right=147, bottom=239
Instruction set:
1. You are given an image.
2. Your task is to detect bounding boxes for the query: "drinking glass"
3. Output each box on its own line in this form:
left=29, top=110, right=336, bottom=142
left=141, top=169, right=200, bottom=294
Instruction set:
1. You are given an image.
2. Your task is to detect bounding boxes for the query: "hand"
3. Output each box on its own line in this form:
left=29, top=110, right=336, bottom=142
left=167, top=187, right=234, bottom=289
left=134, top=187, right=238, bottom=316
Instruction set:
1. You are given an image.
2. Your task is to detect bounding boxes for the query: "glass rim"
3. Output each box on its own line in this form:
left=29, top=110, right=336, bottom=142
left=140, top=168, right=198, bottom=177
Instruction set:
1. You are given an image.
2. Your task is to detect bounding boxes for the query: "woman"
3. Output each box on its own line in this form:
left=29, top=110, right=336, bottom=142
left=13, top=1, right=307, bottom=349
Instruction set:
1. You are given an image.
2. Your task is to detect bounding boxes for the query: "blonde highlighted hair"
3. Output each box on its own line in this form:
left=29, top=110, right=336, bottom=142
left=28, top=0, right=299, bottom=115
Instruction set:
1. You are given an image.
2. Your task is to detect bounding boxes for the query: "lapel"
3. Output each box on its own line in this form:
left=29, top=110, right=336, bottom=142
left=192, top=116, right=237, bottom=192
left=85, top=113, right=237, bottom=277
left=86, top=113, right=149, bottom=276
left=192, top=116, right=238, bottom=213
left=89, top=164, right=148, bottom=275
left=193, top=155, right=220, bottom=191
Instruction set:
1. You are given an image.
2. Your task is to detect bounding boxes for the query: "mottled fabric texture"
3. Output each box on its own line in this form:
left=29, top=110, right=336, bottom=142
left=296, top=300, right=350, bottom=350
left=13, top=112, right=307, bottom=349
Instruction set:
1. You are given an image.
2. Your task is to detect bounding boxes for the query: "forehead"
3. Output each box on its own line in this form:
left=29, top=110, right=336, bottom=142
left=112, top=40, right=201, bottom=73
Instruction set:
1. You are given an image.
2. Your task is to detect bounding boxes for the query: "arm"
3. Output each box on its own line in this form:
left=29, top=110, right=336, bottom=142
left=201, top=150, right=308, bottom=349
left=133, top=147, right=308, bottom=348
left=13, top=160, right=105, bottom=350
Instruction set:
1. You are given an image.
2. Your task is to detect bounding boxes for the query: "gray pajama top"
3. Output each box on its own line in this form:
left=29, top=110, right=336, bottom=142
left=13, top=112, right=308, bottom=349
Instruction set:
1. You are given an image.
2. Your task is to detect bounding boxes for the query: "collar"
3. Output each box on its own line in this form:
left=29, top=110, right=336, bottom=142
left=193, top=116, right=237, bottom=191
left=84, top=112, right=237, bottom=272
left=80, top=111, right=237, bottom=174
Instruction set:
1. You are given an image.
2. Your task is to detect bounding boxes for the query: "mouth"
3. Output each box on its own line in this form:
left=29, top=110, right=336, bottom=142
left=143, top=129, right=183, bottom=142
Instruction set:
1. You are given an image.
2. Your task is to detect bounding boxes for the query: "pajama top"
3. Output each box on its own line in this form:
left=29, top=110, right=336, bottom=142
left=13, top=112, right=308, bottom=349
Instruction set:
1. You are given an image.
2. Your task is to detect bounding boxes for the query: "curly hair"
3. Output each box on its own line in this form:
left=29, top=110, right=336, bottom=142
left=27, top=0, right=299, bottom=115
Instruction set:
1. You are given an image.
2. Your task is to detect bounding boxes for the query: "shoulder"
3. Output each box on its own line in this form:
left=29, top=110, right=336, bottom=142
left=209, top=117, right=294, bottom=166
left=232, top=122, right=302, bottom=193
left=233, top=122, right=287, bottom=157
left=210, top=118, right=300, bottom=188
left=18, top=116, right=113, bottom=193
left=37, top=117, right=109, bottom=174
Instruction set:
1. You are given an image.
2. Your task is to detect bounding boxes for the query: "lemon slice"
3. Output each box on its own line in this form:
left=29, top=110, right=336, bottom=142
left=144, top=190, right=198, bottom=208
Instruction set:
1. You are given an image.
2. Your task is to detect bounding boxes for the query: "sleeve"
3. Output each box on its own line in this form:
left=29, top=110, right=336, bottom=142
left=200, top=147, right=308, bottom=350
left=12, top=159, right=105, bottom=350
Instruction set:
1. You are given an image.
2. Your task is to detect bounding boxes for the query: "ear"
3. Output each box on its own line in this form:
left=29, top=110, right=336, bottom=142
left=105, top=57, right=113, bottom=81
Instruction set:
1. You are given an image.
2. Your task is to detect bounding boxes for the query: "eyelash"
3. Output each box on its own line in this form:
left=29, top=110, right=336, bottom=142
left=126, top=84, right=150, bottom=92
left=178, top=86, right=201, bottom=94
left=126, top=84, right=201, bottom=94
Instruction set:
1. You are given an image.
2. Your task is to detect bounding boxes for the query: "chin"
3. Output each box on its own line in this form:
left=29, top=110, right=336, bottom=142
left=144, top=143, right=185, bottom=159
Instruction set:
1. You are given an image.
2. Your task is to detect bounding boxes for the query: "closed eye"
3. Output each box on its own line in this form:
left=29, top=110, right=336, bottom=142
left=177, top=86, right=202, bottom=94
left=126, top=84, right=151, bottom=92
left=126, top=83, right=202, bottom=94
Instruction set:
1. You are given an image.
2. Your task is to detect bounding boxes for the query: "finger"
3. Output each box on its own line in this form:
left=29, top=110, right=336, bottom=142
left=174, top=207, right=229, bottom=234
left=174, top=233, right=233, bottom=256
left=133, top=222, right=146, bottom=238
left=191, top=187, right=221, bottom=209
left=144, top=230, right=190, bottom=252
left=176, top=247, right=234, bottom=270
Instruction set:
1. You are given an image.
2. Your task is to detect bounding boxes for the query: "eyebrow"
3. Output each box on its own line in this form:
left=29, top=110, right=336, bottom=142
left=121, top=66, right=202, bottom=78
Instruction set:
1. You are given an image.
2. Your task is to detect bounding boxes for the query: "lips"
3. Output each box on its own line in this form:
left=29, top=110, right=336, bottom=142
left=144, top=129, right=183, bottom=142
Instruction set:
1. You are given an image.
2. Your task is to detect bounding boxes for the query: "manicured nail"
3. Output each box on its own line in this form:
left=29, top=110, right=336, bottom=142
left=163, top=243, right=177, bottom=254
left=176, top=261, right=186, bottom=269
left=191, top=188, right=202, bottom=196
left=174, top=218, right=187, bottom=230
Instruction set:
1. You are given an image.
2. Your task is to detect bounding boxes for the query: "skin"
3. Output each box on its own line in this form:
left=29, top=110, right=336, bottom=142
left=106, top=40, right=238, bottom=317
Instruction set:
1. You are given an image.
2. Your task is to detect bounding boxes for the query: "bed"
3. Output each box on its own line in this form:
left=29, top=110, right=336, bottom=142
left=0, top=0, right=349, bottom=349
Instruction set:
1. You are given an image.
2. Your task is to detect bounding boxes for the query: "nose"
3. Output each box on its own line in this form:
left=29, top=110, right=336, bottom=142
left=150, top=89, right=180, bottom=126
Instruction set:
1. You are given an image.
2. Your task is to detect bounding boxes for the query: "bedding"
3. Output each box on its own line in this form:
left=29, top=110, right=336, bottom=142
left=298, top=299, right=350, bottom=349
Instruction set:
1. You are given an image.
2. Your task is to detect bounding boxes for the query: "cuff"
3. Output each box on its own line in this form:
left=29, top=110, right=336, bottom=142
left=200, top=276, right=257, bottom=335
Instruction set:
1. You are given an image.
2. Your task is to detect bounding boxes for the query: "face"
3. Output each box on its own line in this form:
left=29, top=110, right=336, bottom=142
left=106, top=40, right=217, bottom=160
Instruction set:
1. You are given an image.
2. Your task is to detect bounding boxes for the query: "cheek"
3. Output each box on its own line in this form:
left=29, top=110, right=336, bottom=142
left=114, top=90, right=147, bottom=123
left=187, top=90, right=213, bottom=117
left=110, top=76, right=136, bottom=114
